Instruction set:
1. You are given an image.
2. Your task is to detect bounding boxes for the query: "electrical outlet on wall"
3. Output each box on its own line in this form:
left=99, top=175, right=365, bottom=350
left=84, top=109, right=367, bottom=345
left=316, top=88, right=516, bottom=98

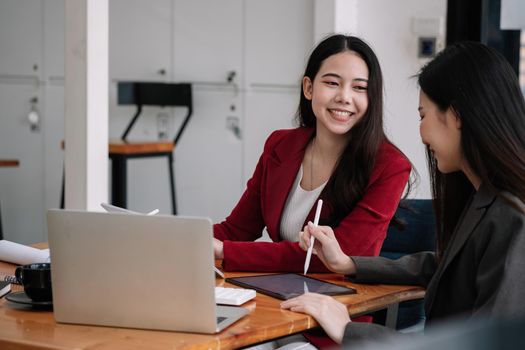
left=412, top=17, right=445, bottom=58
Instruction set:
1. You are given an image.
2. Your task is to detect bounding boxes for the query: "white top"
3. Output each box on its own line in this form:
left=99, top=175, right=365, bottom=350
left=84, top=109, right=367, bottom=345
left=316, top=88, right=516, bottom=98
left=280, top=166, right=327, bottom=242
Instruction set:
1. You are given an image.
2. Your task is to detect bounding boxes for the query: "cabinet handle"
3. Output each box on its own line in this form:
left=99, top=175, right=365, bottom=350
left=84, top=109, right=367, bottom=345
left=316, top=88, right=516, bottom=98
left=226, top=116, right=241, bottom=140
left=226, top=70, right=236, bottom=83
left=28, top=97, right=40, bottom=132
left=158, top=68, right=166, bottom=76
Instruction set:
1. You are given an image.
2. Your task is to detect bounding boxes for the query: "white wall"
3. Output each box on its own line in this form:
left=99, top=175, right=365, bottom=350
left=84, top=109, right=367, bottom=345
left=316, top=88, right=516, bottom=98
left=0, top=0, right=447, bottom=244
left=347, top=0, right=447, bottom=199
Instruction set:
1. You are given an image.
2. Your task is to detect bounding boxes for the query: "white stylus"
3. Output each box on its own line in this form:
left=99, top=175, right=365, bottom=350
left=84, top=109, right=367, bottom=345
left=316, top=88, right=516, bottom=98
left=303, top=199, right=323, bottom=275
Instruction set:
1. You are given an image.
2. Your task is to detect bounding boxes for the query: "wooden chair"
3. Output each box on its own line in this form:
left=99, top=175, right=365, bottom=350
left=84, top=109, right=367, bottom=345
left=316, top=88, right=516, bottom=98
left=60, top=83, right=192, bottom=215
left=109, top=82, right=193, bottom=215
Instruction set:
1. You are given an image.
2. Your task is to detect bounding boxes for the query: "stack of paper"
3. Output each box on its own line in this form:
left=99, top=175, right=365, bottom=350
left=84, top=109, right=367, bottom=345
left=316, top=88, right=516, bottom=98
left=0, top=240, right=50, bottom=265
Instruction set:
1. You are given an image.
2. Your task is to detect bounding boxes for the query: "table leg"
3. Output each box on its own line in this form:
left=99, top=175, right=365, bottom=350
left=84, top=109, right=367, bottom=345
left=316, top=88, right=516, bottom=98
left=111, top=155, right=127, bottom=208
left=168, top=153, right=177, bottom=215
left=385, top=303, right=399, bottom=329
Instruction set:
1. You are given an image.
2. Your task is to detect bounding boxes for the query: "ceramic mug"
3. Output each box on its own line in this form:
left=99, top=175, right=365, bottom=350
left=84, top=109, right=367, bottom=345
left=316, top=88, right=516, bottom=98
left=15, top=263, right=52, bottom=302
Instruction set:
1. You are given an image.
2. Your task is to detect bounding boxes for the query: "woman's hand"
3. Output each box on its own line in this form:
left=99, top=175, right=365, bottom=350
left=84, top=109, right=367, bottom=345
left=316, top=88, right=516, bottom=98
left=281, top=293, right=351, bottom=344
left=299, top=222, right=356, bottom=275
left=213, top=238, right=224, bottom=259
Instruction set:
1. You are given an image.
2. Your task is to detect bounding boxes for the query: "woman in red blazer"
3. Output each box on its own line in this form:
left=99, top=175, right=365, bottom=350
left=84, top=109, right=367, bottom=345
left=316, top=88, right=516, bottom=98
left=214, top=35, right=412, bottom=273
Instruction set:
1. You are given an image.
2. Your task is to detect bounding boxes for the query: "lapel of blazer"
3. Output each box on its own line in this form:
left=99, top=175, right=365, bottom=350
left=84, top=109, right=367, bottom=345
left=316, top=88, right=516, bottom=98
left=425, top=184, right=498, bottom=314
left=264, top=128, right=314, bottom=240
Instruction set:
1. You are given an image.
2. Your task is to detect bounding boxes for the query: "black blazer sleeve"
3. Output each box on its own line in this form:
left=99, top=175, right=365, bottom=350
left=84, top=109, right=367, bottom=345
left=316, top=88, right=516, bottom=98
left=342, top=322, right=399, bottom=346
left=350, top=251, right=438, bottom=287
left=471, top=200, right=525, bottom=318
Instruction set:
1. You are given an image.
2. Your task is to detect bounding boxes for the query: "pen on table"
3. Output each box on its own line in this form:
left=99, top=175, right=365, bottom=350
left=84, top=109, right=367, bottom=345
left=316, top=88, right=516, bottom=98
left=303, top=199, right=323, bottom=275
left=214, top=266, right=225, bottom=279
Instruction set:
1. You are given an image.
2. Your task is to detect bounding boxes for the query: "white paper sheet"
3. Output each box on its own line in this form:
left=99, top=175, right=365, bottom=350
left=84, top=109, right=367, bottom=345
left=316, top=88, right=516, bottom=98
left=0, top=240, right=50, bottom=265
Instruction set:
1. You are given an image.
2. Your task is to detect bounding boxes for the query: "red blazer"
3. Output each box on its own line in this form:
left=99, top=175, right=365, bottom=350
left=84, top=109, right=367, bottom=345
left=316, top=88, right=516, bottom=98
left=214, top=127, right=411, bottom=272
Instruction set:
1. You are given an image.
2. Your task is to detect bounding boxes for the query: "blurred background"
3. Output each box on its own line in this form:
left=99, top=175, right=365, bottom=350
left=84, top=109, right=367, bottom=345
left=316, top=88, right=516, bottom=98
left=0, top=0, right=523, bottom=244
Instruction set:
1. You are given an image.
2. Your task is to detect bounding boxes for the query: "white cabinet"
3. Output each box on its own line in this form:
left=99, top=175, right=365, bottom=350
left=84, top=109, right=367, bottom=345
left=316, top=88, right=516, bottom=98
left=109, top=0, right=172, bottom=81
left=0, top=0, right=46, bottom=244
left=42, top=85, right=65, bottom=215
left=122, top=89, right=242, bottom=221
left=0, top=0, right=42, bottom=78
left=110, top=0, right=314, bottom=217
left=244, top=0, right=314, bottom=87
left=109, top=0, right=244, bottom=219
left=108, top=0, right=174, bottom=141
left=43, top=0, right=65, bottom=80
left=173, top=0, right=243, bottom=83
left=173, top=89, right=242, bottom=221
left=0, top=0, right=316, bottom=238
left=243, top=90, right=298, bottom=181
left=242, top=0, right=314, bottom=183
left=42, top=0, right=65, bottom=224
left=0, top=85, right=45, bottom=244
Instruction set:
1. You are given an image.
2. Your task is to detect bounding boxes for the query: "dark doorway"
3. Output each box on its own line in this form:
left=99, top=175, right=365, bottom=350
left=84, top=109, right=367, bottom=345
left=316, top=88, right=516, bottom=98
left=446, top=0, right=521, bottom=75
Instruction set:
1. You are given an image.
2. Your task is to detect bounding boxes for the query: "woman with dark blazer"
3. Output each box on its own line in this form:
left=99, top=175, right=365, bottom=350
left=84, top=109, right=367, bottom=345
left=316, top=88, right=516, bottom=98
left=281, top=41, right=525, bottom=345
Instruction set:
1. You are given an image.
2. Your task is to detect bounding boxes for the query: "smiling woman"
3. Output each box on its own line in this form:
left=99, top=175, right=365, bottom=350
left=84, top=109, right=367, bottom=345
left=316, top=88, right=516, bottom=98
left=212, top=34, right=415, bottom=349
left=283, top=41, right=525, bottom=348
left=213, top=35, right=413, bottom=273
left=418, top=92, right=465, bottom=177
left=302, top=51, right=370, bottom=139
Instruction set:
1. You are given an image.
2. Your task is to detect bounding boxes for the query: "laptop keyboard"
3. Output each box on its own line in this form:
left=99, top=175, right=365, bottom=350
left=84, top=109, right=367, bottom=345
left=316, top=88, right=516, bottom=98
left=215, top=287, right=256, bottom=306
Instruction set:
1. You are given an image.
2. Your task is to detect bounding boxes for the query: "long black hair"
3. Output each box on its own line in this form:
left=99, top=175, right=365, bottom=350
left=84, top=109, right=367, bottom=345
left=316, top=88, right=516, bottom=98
left=296, top=34, right=412, bottom=227
left=418, top=42, right=525, bottom=256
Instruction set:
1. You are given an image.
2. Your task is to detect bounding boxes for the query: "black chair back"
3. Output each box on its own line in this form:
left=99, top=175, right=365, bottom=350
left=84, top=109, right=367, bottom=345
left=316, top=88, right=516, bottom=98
left=373, top=199, right=436, bottom=330
left=381, top=199, right=436, bottom=260
left=117, top=82, right=193, bottom=143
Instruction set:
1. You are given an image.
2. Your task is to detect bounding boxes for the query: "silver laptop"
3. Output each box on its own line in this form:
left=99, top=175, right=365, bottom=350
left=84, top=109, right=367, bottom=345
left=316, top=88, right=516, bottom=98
left=47, top=209, right=248, bottom=333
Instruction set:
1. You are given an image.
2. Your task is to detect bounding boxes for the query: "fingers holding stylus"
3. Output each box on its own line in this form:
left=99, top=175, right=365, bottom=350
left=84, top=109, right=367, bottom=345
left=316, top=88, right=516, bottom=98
left=300, top=222, right=335, bottom=250
left=299, top=224, right=356, bottom=275
left=299, top=225, right=312, bottom=251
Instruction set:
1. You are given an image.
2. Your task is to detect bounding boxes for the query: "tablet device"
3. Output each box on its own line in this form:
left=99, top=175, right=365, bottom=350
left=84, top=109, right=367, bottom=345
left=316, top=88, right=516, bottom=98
left=226, top=273, right=356, bottom=300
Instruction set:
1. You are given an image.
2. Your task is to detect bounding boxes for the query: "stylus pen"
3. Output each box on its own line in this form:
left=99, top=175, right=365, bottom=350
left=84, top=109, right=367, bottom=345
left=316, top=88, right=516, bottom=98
left=303, top=199, right=323, bottom=275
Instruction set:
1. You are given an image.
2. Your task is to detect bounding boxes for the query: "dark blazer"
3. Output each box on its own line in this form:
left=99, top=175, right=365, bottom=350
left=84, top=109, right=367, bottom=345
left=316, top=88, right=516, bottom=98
left=343, top=184, right=525, bottom=343
left=214, top=127, right=411, bottom=272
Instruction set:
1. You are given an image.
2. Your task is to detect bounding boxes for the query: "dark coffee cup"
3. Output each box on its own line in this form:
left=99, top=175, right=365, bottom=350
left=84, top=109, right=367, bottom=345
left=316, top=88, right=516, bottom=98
left=15, top=263, right=52, bottom=302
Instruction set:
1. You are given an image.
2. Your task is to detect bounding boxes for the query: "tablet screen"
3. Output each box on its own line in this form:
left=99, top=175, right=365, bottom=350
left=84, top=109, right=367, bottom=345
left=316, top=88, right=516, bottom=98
left=226, top=273, right=356, bottom=300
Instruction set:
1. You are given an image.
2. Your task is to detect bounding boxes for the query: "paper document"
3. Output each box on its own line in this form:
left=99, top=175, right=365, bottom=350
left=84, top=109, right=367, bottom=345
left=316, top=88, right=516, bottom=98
left=101, top=203, right=159, bottom=215
left=0, top=240, right=50, bottom=265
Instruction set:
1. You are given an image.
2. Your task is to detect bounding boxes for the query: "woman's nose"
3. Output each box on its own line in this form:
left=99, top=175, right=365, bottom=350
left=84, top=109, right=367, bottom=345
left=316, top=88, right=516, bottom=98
left=334, top=87, right=352, bottom=104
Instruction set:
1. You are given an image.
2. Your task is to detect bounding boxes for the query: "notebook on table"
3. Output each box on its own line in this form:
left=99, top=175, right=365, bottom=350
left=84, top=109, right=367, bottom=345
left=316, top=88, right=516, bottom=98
left=47, top=209, right=249, bottom=333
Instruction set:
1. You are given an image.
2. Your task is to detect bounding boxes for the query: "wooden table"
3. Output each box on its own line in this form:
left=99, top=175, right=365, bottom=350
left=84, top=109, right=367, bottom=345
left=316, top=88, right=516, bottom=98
left=0, top=256, right=424, bottom=350
left=108, top=141, right=176, bottom=214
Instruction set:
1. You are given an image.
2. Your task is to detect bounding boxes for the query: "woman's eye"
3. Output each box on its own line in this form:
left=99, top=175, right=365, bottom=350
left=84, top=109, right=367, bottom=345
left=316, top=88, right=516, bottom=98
left=323, top=81, right=338, bottom=86
left=353, top=85, right=367, bottom=91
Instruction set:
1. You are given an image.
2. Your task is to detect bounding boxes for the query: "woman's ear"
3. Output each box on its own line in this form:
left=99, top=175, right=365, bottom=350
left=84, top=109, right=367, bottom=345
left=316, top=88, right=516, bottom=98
left=451, top=106, right=462, bottom=129
left=446, top=106, right=462, bottom=129
left=302, top=77, right=313, bottom=100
